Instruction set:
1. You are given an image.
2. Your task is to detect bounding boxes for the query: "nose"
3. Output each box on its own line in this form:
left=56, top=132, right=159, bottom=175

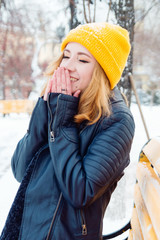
left=61, top=57, right=76, bottom=72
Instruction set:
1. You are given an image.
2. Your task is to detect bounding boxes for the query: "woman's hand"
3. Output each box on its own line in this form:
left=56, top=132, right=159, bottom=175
left=44, top=67, right=80, bottom=101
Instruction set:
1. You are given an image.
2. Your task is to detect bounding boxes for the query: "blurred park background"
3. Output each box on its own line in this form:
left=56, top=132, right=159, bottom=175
left=0, top=0, right=160, bottom=112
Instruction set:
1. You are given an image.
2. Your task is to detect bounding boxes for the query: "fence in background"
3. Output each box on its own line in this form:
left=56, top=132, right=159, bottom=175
left=0, top=100, right=35, bottom=114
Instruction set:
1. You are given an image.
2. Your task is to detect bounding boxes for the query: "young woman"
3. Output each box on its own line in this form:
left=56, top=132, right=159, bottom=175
left=0, top=22, right=135, bottom=240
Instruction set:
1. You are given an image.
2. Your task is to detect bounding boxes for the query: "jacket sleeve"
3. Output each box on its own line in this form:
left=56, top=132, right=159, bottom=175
left=11, top=97, right=50, bottom=182
left=48, top=93, right=135, bottom=208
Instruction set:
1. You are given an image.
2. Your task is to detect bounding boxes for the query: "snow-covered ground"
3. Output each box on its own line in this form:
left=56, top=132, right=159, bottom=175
left=0, top=103, right=159, bottom=238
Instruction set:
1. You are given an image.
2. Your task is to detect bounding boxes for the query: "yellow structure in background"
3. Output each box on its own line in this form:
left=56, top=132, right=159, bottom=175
left=128, top=137, right=160, bottom=240
left=0, top=100, right=35, bottom=114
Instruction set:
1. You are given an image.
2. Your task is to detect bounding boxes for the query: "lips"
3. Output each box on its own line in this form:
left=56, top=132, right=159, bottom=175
left=70, top=77, right=79, bottom=82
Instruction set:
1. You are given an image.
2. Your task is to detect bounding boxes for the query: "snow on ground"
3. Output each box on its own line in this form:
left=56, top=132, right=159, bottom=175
left=0, top=103, right=159, bottom=238
left=0, top=114, right=29, bottom=232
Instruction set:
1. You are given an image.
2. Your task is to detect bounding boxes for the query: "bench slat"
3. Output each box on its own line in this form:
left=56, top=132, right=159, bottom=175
left=131, top=208, right=144, bottom=240
left=128, top=229, right=133, bottom=240
left=136, top=162, right=160, bottom=239
left=143, top=138, right=160, bottom=175
left=134, top=184, right=157, bottom=239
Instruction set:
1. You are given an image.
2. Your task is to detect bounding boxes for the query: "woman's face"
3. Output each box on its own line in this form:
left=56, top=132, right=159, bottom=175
left=60, top=42, right=97, bottom=94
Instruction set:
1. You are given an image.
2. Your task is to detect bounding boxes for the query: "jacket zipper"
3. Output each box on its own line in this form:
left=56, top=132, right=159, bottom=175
left=47, top=93, right=61, bottom=142
left=46, top=193, right=63, bottom=240
left=80, top=209, right=87, bottom=235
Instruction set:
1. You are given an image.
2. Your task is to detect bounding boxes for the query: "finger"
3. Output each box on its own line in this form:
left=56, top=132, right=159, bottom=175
left=73, top=90, right=81, bottom=98
left=61, top=68, right=67, bottom=94
left=51, top=71, right=57, bottom=93
left=65, top=69, right=72, bottom=95
left=44, top=78, right=52, bottom=101
left=56, top=68, right=62, bottom=93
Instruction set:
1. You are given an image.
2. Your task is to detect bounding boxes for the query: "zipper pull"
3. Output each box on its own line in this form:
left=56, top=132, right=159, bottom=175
left=50, top=131, right=55, bottom=142
left=82, top=224, right=87, bottom=235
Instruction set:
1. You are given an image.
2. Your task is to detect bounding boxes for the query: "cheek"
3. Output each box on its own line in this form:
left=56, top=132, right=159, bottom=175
left=85, top=68, right=94, bottom=82
left=81, top=73, right=92, bottom=88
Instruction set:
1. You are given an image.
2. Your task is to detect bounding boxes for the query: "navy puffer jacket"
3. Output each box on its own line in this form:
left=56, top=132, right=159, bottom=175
left=0, top=88, right=135, bottom=240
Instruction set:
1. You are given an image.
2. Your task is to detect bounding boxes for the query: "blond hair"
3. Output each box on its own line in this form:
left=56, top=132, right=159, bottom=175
left=41, top=53, right=112, bottom=125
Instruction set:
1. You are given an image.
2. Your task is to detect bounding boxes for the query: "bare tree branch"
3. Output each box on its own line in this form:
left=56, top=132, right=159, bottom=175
left=135, top=1, right=160, bottom=24
left=0, top=0, right=6, bottom=9
left=93, top=0, right=96, bottom=22
left=88, top=0, right=91, bottom=22
left=106, top=0, right=112, bottom=22
left=83, top=0, right=89, bottom=23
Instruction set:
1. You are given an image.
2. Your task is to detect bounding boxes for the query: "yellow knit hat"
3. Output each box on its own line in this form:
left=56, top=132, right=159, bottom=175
left=61, top=22, right=131, bottom=89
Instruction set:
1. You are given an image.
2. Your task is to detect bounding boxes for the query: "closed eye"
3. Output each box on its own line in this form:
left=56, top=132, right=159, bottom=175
left=63, top=55, right=69, bottom=59
left=79, top=60, right=89, bottom=63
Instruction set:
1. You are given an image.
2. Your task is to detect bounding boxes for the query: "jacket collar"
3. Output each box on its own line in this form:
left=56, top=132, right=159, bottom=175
left=110, top=86, right=124, bottom=104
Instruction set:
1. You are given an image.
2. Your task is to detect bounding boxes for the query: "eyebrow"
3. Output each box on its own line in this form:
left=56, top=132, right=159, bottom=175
left=64, top=49, right=92, bottom=58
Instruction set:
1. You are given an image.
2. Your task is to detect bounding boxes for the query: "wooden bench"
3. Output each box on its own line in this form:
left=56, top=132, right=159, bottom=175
left=128, top=137, right=160, bottom=240
left=103, top=137, right=160, bottom=240
left=0, top=99, right=35, bottom=114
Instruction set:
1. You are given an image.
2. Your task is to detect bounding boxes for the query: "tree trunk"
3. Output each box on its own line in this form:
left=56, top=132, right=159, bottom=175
left=0, top=0, right=6, bottom=9
left=114, top=0, right=135, bottom=106
left=69, top=0, right=80, bottom=29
